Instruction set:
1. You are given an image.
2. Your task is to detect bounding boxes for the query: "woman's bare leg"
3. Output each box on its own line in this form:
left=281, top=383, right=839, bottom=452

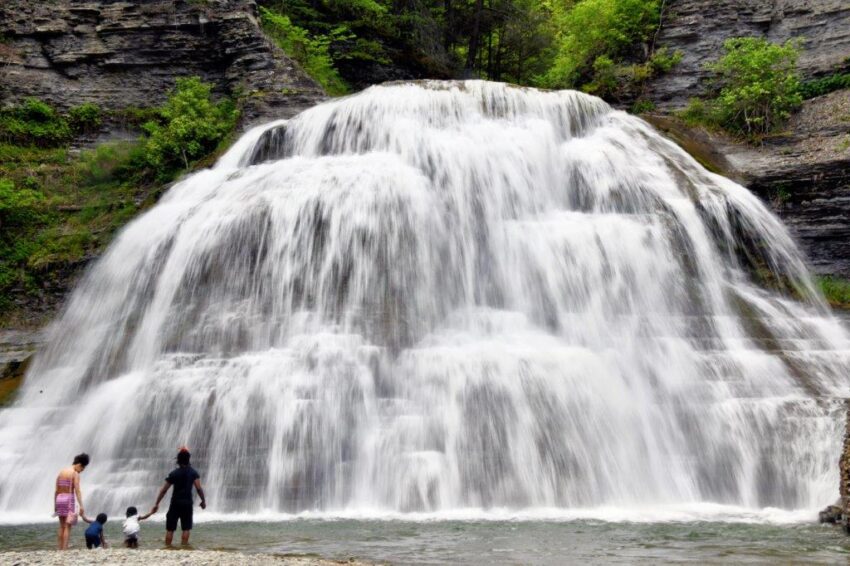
left=57, top=517, right=65, bottom=549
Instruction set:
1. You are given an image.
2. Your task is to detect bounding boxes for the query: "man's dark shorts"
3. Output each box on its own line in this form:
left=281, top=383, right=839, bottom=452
left=165, top=502, right=193, bottom=531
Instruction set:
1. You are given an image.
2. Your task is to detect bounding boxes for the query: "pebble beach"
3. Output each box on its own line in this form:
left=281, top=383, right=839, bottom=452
left=0, top=550, right=366, bottom=566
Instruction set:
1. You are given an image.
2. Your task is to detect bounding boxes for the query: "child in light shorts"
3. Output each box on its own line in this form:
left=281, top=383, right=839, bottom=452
left=123, top=506, right=155, bottom=548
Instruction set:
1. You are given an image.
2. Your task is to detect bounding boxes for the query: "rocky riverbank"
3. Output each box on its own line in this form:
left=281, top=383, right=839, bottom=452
left=0, top=550, right=365, bottom=566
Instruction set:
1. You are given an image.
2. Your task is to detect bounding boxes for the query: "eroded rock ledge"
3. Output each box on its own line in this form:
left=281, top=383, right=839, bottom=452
left=647, top=89, right=850, bottom=279
left=650, top=0, right=850, bottom=109
left=0, top=0, right=325, bottom=122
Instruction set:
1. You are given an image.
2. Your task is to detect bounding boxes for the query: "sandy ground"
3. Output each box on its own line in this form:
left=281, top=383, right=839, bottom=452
left=0, top=549, right=367, bottom=565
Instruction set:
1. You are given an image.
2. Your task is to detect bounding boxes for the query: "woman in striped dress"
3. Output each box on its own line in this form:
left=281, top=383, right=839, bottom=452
left=54, top=453, right=89, bottom=549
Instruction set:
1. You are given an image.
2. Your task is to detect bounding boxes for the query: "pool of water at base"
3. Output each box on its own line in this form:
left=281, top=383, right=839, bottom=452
left=2, top=519, right=850, bottom=564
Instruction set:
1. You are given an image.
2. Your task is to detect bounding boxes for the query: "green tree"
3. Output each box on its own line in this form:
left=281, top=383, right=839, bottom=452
left=707, top=37, right=802, bottom=137
left=544, top=0, right=660, bottom=88
left=142, top=77, right=239, bottom=173
left=259, top=6, right=350, bottom=95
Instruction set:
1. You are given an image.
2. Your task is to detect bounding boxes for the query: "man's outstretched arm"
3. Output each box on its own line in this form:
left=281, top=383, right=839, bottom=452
left=151, top=481, right=171, bottom=513
left=194, top=478, right=207, bottom=509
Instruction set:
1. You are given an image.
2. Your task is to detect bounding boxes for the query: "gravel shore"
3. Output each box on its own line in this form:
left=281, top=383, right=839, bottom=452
left=0, top=549, right=366, bottom=565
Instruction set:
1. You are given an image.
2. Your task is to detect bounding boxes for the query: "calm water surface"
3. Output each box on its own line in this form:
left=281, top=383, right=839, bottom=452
left=2, top=520, right=850, bottom=564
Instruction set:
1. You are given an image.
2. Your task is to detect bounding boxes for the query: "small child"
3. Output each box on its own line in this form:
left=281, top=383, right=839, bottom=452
left=122, top=506, right=155, bottom=548
left=82, top=512, right=109, bottom=549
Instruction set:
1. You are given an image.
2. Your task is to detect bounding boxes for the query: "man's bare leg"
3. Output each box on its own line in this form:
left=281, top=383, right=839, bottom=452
left=181, top=530, right=191, bottom=545
left=165, top=530, right=174, bottom=546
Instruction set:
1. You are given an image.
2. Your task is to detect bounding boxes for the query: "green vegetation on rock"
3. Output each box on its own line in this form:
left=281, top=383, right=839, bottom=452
left=799, top=72, right=850, bottom=100
left=259, top=6, right=350, bottom=95
left=682, top=37, right=803, bottom=139
left=141, top=77, right=239, bottom=174
left=818, top=276, right=850, bottom=309
left=257, top=0, right=676, bottom=107
left=0, top=78, right=238, bottom=321
left=544, top=0, right=662, bottom=86
left=0, top=99, right=105, bottom=147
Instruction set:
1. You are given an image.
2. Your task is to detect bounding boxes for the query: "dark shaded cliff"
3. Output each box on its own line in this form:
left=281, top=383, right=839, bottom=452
left=0, top=0, right=325, bottom=123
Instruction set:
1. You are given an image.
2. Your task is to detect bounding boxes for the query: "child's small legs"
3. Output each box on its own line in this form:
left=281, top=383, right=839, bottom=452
left=85, top=535, right=101, bottom=549
left=125, top=536, right=138, bottom=548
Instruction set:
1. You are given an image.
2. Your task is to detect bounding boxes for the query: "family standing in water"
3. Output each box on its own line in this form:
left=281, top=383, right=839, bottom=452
left=53, top=447, right=206, bottom=550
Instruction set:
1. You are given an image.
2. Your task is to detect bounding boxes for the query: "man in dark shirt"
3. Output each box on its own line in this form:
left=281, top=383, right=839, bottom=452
left=151, top=447, right=207, bottom=546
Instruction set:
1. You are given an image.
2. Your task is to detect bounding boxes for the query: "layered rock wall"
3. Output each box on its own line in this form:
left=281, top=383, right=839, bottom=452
left=650, top=0, right=850, bottom=109
left=648, top=1, right=850, bottom=279
left=0, top=0, right=324, bottom=121
left=649, top=90, right=850, bottom=278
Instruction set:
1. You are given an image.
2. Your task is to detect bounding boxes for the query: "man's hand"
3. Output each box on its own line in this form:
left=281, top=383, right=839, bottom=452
left=151, top=505, right=159, bottom=514
left=200, top=501, right=206, bottom=510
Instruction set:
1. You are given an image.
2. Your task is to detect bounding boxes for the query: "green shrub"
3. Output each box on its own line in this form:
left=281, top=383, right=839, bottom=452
left=0, top=178, right=47, bottom=229
left=648, top=47, right=683, bottom=74
left=545, top=0, right=660, bottom=88
left=67, top=103, right=102, bottom=135
left=630, top=98, right=656, bottom=114
left=680, top=97, right=719, bottom=127
left=799, top=72, right=850, bottom=100
left=75, top=141, right=145, bottom=185
left=259, top=7, right=350, bottom=96
left=0, top=98, right=72, bottom=147
left=142, top=77, right=239, bottom=175
left=581, top=47, right=681, bottom=104
left=707, top=37, right=803, bottom=138
left=818, top=276, right=850, bottom=309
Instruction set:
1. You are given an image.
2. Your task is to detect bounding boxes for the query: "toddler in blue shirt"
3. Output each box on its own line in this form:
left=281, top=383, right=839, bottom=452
left=82, top=513, right=109, bottom=549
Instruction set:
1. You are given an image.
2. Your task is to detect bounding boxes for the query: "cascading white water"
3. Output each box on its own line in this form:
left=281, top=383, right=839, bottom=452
left=1, top=80, right=849, bottom=519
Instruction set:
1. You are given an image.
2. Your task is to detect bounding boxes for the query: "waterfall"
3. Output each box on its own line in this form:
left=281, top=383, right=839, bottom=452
left=1, top=80, right=848, bottom=519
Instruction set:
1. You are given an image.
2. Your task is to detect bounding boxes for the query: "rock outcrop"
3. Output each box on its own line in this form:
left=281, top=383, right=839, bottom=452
left=650, top=0, right=850, bottom=109
left=647, top=89, right=850, bottom=278
left=0, top=0, right=325, bottom=122
left=0, top=329, right=43, bottom=406
left=645, top=1, right=850, bottom=279
left=840, top=403, right=850, bottom=529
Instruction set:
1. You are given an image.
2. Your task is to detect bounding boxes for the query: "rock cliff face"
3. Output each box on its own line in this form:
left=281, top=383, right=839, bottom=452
left=650, top=0, right=850, bottom=109
left=0, top=0, right=325, bottom=122
left=646, top=0, right=850, bottom=279
left=648, top=89, right=850, bottom=278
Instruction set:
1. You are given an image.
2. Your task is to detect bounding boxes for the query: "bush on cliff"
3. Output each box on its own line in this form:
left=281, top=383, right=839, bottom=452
left=259, top=6, right=350, bottom=95
left=539, top=0, right=680, bottom=108
left=0, top=98, right=73, bottom=147
left=818, top=276, right=850, bottom=309
left=799, top=72, right=850, bottom=100
left=683, top=37, right=802, bottom=139
left=0, top=77, right=239, bottom=321
left=141, top=77, right=239, bottom=176
left=0, top=178, right=47, bottom=230
left=544, top=0, right=660, bottom=88
left=67, top=102, right=103, bottom=135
